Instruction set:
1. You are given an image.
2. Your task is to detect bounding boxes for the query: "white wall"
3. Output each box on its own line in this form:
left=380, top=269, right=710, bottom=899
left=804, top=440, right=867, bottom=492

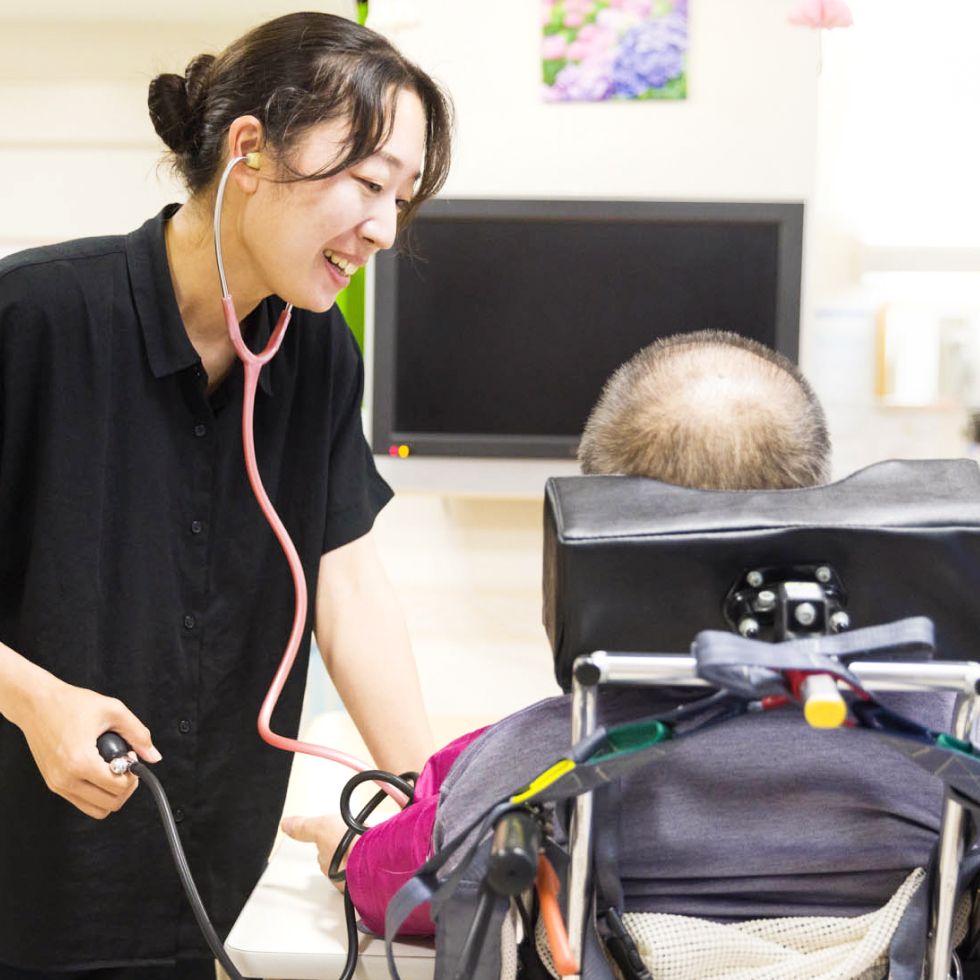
left=396, top=0, right=818, bottom=201
left=371, top=0, right=979, bottom=718
left=0, top=6, right=354, bottom=251
left=0, top=3, right=819, bottom=246
left=803, top=0, right=980, bottom=480
left=3, top=2, right=974, bottom=724
left=368, top=0, right=826, bottom=718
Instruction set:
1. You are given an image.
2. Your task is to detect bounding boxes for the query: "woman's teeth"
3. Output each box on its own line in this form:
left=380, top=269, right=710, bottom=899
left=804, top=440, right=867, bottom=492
left=324, top=250, right=354, bottom=275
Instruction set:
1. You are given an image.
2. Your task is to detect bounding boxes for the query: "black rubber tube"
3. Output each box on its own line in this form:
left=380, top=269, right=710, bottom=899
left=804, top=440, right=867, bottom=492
left=130, top=760, right=251, bottom=980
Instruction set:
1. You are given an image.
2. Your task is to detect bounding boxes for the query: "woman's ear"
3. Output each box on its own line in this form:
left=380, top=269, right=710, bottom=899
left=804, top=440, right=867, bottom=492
left=226, top=115, right=265, bottom=192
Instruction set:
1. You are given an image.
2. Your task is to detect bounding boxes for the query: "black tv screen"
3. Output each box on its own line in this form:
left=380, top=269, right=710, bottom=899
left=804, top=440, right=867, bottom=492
left=372, top=199, right=804, bottom=460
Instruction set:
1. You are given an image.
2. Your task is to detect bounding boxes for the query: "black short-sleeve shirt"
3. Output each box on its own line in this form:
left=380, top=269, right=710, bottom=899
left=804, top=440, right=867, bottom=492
left=0, top=206, right=393, bottom=969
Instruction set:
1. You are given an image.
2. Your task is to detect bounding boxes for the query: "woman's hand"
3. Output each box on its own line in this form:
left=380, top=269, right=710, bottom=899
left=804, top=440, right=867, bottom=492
left=281, top=813, right=350, bottom=893
left=13, top=667, right=161, bottom=819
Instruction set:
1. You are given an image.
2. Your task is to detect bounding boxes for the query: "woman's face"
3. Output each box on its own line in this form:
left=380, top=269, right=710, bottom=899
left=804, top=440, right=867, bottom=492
left=239, top=87, right=426, bottom=313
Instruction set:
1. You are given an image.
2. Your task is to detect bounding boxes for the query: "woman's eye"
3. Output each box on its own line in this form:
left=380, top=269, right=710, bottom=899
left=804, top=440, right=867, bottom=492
left=359, top=178, right=382, bottom=194
left=396, top=199, right=411, bottom=213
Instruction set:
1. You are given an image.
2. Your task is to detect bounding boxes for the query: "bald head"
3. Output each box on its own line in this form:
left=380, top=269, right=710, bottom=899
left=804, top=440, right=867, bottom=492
left=578, top=330, right=830, bottom=490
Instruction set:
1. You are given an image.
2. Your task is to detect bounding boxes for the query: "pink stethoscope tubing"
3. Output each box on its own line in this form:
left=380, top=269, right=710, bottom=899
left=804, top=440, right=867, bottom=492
left=213, top=155, right=408, bottom=807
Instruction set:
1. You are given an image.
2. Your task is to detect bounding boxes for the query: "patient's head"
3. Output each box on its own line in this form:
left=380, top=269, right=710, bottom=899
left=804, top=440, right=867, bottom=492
left=578, top=330, right=830, bottom=490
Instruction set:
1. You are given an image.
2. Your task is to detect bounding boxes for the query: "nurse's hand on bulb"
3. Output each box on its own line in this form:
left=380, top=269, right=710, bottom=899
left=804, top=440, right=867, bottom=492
left=18, top=675, right=161, bottom=820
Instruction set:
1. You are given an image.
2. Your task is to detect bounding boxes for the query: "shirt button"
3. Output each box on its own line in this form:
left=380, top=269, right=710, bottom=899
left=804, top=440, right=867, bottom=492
left=190, top=520, right=203, bottom=535
left=193, top=423, right=207, bottom=438
left=178, top=719, right=191, bottom=734
left=173, top=807, right=186, bottom=823
left=183, top=614, right=196, bottom=630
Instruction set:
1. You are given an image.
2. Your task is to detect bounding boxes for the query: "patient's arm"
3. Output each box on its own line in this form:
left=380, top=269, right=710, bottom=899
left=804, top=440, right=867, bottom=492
left=346, top=794, right=442, bottom=935
left=283, top=726, right=489, bottom=936
left=346, top=726, right=489, bottom=935
left=281, top=813, right=350, bottom=886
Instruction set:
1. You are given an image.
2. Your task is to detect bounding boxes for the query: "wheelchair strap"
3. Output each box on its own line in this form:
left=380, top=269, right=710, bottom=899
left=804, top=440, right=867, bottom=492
left=693, top=616, right=935, bottom=699
left=591, top=781, right=624, bottom=915
left=852, top=696, right=980, bottom=811
left=591, top=783, right=655, bottom=980
left=385, top=798, right=518, bottom=980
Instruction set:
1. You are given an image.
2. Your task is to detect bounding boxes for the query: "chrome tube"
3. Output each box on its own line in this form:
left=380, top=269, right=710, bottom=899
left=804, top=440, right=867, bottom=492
left=930, top=690, right=980, bottom=980
left=585, top=650, right=980, bottom=693
left=566, top=676, right=598, bottom=977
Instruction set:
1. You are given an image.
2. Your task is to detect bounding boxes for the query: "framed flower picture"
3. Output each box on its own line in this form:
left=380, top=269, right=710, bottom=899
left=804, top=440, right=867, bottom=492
left=542, top=0, right=688, bottom=102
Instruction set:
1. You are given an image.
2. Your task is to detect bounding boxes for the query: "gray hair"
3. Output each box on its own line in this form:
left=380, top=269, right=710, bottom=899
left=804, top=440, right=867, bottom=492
left=578, top=330, right=831, bottom=490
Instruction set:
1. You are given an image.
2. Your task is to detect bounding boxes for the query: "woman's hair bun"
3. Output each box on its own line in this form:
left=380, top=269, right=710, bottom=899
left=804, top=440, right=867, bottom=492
left=183, top=53, right=216, bottom=111
left=148, top=53, right=215, bottom=155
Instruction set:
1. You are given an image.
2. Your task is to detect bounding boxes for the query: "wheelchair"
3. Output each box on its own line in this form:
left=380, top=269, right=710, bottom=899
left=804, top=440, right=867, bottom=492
left=387, top=458, right=980, bottom=980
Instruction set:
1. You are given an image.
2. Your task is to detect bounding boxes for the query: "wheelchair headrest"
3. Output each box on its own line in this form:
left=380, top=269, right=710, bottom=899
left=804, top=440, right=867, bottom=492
left=543, top=458, right=980, bottom=690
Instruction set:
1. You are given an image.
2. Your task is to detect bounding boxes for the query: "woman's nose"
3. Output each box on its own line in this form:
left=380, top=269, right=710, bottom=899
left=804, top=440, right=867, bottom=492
left=361, top=200, right=398, bottom=252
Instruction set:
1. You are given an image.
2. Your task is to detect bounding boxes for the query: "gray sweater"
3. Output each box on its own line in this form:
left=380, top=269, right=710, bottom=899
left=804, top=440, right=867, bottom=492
left=433, top=686, right=952, bottom=920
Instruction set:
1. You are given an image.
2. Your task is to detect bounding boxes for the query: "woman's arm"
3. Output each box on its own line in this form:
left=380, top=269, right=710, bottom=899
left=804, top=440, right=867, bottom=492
left=314, top=529, right=433, bottom=774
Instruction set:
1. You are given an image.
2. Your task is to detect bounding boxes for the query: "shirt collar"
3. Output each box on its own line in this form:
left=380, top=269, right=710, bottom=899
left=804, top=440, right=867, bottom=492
left=125, top=205, right=274, bottom=395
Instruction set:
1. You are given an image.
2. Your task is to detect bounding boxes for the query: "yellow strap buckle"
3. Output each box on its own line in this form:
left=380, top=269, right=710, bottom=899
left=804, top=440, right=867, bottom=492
left=511, top=759, right=576, bottom=804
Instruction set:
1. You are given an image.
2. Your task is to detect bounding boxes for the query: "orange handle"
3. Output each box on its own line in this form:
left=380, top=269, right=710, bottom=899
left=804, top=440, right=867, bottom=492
left=537, top=853, right=578, bottom=976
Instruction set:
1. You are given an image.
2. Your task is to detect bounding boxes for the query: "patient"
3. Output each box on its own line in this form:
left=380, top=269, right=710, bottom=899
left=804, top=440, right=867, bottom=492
left=283, top=330, right=947, bottom=940
left=576, top=327, right=829, bottom=489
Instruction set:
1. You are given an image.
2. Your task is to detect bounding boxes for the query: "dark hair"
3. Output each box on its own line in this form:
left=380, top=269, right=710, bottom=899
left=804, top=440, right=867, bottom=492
left=147, top=12, right=452, bottom=225
left=578, top=329, right=831, bottom=490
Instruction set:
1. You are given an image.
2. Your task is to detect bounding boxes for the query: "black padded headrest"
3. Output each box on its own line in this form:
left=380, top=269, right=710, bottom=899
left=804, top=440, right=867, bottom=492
left=543, top=458, right=980, bottom=690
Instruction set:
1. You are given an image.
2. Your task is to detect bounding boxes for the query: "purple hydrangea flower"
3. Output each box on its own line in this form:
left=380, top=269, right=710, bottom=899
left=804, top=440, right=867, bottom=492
left=611, top=12, right=687, bottom=97
left=551, top=55, right=614, bottom=101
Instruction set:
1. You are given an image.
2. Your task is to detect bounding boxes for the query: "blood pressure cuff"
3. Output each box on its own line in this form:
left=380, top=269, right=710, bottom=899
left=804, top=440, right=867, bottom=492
left=543, top=458, right=980, bottom=691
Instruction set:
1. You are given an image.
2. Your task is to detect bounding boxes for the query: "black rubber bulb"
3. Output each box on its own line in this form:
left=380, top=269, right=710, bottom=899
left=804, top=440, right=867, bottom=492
left=97, top=731, right=132, bottom=762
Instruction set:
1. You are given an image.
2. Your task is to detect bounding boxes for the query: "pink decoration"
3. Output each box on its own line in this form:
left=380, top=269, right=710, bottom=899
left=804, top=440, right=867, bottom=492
left=788, top=0, right=854, bottom=28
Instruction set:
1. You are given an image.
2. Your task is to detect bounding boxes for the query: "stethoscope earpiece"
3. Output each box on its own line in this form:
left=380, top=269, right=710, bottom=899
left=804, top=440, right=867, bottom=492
left=212, top=154, right=293, bottom=364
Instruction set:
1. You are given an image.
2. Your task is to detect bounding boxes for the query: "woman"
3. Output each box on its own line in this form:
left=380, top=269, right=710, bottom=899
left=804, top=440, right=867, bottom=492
left=0, top=12, right=451, bottom=978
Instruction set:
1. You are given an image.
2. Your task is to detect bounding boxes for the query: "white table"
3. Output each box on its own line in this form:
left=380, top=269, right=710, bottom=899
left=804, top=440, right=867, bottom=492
left=224, top=834, right=434, bottom=980
left=224, top=711, right=498, bottom=980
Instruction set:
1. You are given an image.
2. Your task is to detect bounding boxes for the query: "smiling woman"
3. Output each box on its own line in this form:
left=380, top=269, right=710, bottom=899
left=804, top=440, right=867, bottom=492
left=148, top=12, right=449, bottom=217
left=0, top=11, right=452, bottom=980
left=151, top=12, right=452, bottom=370
left=202, top=88, right=428, bottom=317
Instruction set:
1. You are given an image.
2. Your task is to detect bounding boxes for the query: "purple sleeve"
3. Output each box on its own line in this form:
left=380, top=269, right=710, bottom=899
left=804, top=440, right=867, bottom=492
left=345, top=726, right=489, bottom=936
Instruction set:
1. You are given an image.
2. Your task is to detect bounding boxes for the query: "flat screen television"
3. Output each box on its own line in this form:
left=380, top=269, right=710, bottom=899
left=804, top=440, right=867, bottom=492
left=371, top=198, right=804, bottom=461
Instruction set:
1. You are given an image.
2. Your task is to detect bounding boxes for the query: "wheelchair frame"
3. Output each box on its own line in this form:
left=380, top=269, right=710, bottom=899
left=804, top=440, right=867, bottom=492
left=565, top=653, right=980, bottom=980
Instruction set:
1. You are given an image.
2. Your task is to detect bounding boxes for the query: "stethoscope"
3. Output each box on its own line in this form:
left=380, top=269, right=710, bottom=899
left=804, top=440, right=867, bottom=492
left=213, top=153, right=409, bottom=802
left=98, top=153, right=411, bottom=980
